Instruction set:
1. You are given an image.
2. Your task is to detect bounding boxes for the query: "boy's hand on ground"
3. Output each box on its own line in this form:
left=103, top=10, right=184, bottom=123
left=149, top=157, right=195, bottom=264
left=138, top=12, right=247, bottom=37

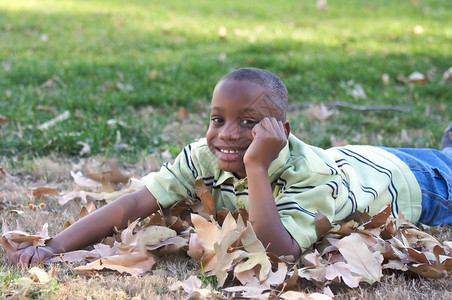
left=11, top=245, right=56, bottom=267
left=244, top=117, right=287, bottom=171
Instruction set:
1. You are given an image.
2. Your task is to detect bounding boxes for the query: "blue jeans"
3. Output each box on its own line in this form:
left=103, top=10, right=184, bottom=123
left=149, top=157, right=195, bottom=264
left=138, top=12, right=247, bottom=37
left=382, top=147, right=452, bottom=225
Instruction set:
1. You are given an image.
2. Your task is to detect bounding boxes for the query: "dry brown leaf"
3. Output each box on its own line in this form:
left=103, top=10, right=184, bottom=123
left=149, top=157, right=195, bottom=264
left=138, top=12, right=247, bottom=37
left=87, top=160, right=129, bottom=184
left=188, top=214, right=221, bottom=271
left=362, top=205, right=391, bottom=229
left=28, top=267, right=51, bottom=284
left=233, top=223, right=271, bottom=282
left=58, top=190, right=87, bottom=205
left=405, top=246, right=451, bottom=278
left=404, top=227, right=446, bottom=252
left=324, top=261, right=360, bottom=288
left=315, top=211, right=332, bottom=239
left=85, top=177, right=144, bottom=203
left=37, top=105, right=57, bottom=114
left=79, top=201, right=97, bottom=219
left=442, top=66, right=452, bottom=83
left=176, top=107, right=190, bottom=120
left=70, top=171, right=99, bottom=189
left=408, top=71, right=429, bottom=84
left=195, top=176, right=216, bottom=217
left=213, top=230, right=247, bottom=286
left=168, top=275, right=202, bottom=294
left=330, top=220, right=359, bottom=236
left=280, top=290, right=332, bottom=300
left=100, top=176, right=115, bottom=193
left=0, top=114, right=10, bottom=125
left=337, top=233, right=383, bottom=284
left=75, top=252, right=156, bottom=275
left=148, top=69, right=159, bottom=80
left=307, top=103, right=334, bottom=122
left=31, top=187, right=59, bottom=199
left=0, top=223, right=50, bottom=254
left=48, top=243, right=118, bottom=264
left=146, top=236, right=188, bottom=255
left=226, top=260, right=287, bottom=297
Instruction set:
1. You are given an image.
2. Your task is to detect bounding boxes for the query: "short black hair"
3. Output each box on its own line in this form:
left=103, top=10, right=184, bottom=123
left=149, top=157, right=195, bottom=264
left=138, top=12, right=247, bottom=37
left=217, top=68, right=288, bottom=120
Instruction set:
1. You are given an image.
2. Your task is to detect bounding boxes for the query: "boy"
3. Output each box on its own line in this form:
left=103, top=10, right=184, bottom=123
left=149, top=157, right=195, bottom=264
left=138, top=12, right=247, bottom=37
left=12, top=68, right=452, bottom=266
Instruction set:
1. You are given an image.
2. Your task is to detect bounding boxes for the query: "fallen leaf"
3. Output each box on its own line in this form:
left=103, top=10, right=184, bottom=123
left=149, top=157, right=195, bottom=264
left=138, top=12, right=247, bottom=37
left=77, top=141, right=91, bottom=156
left=413, top=25, right=423, bottom=34
left=168, top=275, right=202, bottom=293
left=315, top=211, right=332, bottom=239
left=148, top=69, right=159, bottom=80
left=307, top=103, right=334, bottom=122
left=70, top=171, right=99, bottom=189
left=31, top=187, right=59, bottom=199
left=407, top=71, right=429, bottom=84
left=87, top=160, right=129, bottom=184
left=85, top=178, right=144, bottom=203
left=381, top=73, right=390, bottom=85
left=340, top=80, right=367, bottom=99
left=37, top=105, right=57, bottom=114
left=316, top=0, right=328, bottom=10
left=75, top=252, right=156, bottom=275
left=218, top=26, right=227, bottom=39
left=337, top=233, right=383, bottom=284
left=1, top=223, right=51, bottom=254
left=28, top=267, right=51, bottom=284
left=195, top=177, right=216, bottom=217
left=442, top=67, right=452, bottom=83
left=362, top=205, right=391, bottom=229
left=176, top=107, right=190, bottom=120
left=79, top=202, right=97, bottom=219
left=58, top=190, right=87, bottom=205
left=279, top=290, right=332, bottom=300
left=0, top=114, right=10, bottom=125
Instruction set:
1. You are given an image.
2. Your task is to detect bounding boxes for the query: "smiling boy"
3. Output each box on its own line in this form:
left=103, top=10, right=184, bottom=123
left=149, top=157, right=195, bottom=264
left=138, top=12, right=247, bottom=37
left=12, top=68, right=452, bottom=266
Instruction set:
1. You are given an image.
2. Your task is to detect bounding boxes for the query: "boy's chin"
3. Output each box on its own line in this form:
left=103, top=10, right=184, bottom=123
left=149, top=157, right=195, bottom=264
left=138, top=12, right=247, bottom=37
left=218, top=162, right=246, bottom=177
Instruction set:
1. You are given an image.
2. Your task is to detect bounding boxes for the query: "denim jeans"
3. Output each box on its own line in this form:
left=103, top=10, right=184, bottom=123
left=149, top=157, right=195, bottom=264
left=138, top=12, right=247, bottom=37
left=381, top=147, right=452, bottom=225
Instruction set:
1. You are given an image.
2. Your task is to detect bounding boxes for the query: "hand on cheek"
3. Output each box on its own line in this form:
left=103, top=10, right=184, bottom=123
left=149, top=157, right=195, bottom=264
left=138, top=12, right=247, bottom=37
left=243, top=117, right=288, bottom=171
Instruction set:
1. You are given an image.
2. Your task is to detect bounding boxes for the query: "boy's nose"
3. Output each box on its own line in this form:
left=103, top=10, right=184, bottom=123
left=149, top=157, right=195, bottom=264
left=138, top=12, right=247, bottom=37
left=219, top=123, right=240, bottom=140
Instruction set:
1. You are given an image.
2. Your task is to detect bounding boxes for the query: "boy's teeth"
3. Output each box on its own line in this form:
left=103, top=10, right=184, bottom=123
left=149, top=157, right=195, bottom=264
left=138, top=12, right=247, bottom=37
left=220, top=149, right=239, bottom=154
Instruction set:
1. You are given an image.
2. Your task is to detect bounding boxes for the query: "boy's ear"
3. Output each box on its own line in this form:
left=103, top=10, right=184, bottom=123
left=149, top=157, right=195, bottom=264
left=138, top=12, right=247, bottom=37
left=283, top=121, right=291, bottom=138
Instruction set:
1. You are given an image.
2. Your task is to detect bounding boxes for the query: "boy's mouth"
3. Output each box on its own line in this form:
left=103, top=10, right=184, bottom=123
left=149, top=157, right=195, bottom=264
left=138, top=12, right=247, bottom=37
left=215, top=147, right=246, bottom=161
left=219, top=149, right=239, bottom=154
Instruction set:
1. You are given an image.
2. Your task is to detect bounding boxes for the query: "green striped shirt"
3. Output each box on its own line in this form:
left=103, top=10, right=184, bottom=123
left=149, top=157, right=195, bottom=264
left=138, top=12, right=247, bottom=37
left=142, top=134, right=421, bottom=251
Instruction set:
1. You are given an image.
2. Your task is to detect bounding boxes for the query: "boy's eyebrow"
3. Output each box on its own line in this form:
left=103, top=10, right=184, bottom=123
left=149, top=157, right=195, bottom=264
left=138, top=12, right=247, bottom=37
left=243, top=107, right=262, bottom=114
left=210, top=106, right=224, bottom=112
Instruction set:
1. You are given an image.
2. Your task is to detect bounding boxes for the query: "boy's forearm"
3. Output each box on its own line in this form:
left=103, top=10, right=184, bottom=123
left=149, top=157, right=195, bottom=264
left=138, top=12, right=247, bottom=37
left=246, top=166, right=301, bottom=257
left=47, top=187, right=158, bottom=253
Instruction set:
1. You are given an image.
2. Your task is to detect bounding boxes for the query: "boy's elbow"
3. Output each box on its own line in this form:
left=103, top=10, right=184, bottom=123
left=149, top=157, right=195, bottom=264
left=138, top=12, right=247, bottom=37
left=130, top=186, right=159, bottom=218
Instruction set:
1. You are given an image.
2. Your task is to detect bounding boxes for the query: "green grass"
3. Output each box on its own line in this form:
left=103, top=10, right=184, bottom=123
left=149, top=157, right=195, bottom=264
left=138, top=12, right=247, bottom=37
left=1, top=0, right=451, bottom=162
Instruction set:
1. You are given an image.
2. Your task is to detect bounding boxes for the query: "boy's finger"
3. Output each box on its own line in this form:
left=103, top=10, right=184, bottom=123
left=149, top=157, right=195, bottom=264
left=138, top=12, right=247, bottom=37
left=260, top=118, right=277, bottom=135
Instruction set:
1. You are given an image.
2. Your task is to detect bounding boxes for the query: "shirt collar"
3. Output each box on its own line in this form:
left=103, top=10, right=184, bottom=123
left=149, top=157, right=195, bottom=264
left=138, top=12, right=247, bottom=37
left=214, top=134, right=291, bottom=186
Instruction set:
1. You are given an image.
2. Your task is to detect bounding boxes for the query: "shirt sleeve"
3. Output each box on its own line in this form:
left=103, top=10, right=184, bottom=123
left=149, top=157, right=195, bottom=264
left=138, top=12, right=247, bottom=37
left=141, top=143, right=201, bottom=208
left=275, top=165, right=347, bottom=252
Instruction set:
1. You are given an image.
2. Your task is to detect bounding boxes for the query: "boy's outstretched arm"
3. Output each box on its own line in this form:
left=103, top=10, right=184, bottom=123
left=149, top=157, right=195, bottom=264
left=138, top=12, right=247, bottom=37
left=244, top=117, right=301, bottom=257
left=12, top=187, right=158, bottom=266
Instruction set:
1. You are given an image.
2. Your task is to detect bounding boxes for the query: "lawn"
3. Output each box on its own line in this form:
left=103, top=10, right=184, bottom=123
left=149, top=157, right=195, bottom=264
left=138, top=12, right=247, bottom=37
left=1, top=0, right=451, bottom=162
left=1, top=0, right=451, bottom=298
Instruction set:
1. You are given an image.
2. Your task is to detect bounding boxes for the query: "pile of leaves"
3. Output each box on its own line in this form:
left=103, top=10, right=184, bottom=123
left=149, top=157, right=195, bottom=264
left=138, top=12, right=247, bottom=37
left=1, top=164, right=452, bottom=299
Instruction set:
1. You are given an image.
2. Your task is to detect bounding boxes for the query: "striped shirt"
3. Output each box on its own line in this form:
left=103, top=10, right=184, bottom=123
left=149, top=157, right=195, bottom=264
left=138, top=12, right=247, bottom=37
left=142, top=134, right=421, bottom=251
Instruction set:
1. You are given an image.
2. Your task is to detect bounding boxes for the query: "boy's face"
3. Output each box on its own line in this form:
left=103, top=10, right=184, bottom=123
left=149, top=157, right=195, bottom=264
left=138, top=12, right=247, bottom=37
left=206, top=79, right=285, bottom=178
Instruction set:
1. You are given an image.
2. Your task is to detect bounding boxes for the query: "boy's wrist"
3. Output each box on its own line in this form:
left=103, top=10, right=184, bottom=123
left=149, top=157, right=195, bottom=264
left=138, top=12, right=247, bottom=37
left=244, top=162, right=269, bottom=176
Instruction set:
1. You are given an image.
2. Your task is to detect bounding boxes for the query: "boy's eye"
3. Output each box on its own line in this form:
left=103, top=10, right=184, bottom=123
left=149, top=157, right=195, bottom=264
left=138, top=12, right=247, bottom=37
left=211, top=117, right=224, bottom=124
left=241, top=119, right=257, bottom=126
